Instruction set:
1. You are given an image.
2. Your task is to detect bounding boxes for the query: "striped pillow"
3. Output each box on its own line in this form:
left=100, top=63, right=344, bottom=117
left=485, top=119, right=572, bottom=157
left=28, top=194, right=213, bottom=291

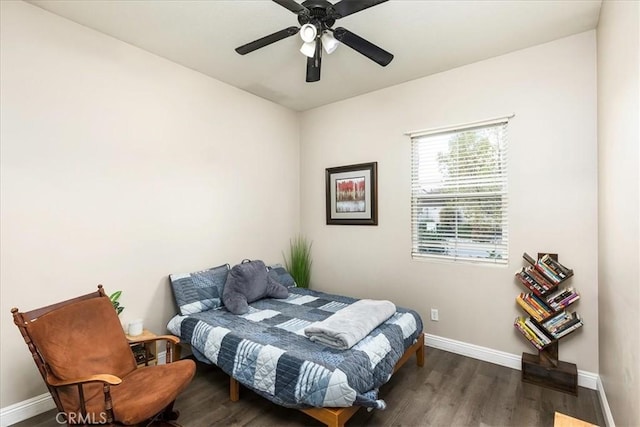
left=267, top=264, right=297, bottom=288
left=170, top=264, right=230, bottom=315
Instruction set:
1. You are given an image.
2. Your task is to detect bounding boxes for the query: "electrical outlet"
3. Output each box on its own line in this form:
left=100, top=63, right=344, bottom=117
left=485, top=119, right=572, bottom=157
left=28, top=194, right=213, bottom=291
left=430, top=308, right=439, bottom=321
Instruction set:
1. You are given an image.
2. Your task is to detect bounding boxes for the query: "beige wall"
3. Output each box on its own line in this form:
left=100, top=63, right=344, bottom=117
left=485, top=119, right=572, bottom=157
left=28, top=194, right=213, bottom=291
left=300, top=32, right=599, bottom=372
left=597, top=1, right=640, bottom=425
left=5, top=0, right=633, bottom=421
left=0, top=1, right=300, bottom=408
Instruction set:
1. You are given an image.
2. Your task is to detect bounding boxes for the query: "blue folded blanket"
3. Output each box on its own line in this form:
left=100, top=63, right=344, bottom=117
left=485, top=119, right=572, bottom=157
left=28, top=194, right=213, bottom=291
left=304, top=299, right=397, bottom=350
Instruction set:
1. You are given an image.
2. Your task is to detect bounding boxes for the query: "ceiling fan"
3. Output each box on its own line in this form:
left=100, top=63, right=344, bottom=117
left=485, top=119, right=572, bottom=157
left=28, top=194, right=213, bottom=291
left=235, top=0, right=393, bottom=83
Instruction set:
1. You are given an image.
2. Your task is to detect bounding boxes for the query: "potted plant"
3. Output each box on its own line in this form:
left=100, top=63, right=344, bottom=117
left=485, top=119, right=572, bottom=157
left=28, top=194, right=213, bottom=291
left=109, top=290, right=125, bottom=315
left=283, top=235, right=312, bottom=289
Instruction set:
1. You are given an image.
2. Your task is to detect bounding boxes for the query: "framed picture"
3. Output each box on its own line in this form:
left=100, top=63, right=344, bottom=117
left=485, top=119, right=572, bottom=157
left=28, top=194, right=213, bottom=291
left=325, top=162, right=378, bottom=225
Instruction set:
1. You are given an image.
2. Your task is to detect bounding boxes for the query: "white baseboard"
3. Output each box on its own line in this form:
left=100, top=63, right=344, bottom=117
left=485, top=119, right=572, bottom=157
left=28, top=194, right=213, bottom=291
left=0, top=351, right=167, bottom=426
left=426, top=333, right=523, bottom=371
left=424, top=333, right=599, bottom=390
left=597, top=376, right=616, bottom=427
left=0, top=392, right=55, bottom=427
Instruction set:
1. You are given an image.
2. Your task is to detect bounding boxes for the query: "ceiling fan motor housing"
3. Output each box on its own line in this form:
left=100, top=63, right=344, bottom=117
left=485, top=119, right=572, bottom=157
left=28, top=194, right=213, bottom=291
left=298, top=0, right=336, bottom=30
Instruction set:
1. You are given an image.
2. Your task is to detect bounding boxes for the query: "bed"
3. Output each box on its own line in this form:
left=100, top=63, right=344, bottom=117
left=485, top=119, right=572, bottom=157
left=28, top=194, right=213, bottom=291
left=167, top=286, right=424, bottom=427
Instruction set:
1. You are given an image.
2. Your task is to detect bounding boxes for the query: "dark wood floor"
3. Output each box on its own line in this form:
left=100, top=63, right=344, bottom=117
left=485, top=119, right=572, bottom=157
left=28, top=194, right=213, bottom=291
left=14, top=347, right=605, bottom=426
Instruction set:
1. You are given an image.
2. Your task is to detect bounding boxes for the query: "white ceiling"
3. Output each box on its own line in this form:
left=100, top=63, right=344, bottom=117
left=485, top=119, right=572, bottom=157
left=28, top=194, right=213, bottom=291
left=28, top=0, right=602, bottom=111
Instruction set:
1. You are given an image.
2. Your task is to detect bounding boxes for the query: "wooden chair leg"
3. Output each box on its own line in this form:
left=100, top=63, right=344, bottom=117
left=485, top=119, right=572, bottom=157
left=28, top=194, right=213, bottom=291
left=160, top=401, right=180, bottom=421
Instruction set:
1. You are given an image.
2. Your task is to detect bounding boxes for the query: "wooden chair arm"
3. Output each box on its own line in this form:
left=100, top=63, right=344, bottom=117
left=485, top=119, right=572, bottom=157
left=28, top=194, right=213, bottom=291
left=46, top=373, right=122, bottom=387
left=128, top=334, right=182, bottom=363
left=46, top=373, right=121, bottom=424
left=127, top=334, right=180, bottom=345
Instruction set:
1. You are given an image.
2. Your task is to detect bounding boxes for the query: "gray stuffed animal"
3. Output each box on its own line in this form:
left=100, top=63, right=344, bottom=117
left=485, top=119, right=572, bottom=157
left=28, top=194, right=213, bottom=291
left=222, top=260, right=289, bottom=315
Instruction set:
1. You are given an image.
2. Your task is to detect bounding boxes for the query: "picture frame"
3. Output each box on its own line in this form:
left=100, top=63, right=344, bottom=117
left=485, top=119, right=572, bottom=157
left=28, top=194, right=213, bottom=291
left=325, top=162, right=378, bottom=225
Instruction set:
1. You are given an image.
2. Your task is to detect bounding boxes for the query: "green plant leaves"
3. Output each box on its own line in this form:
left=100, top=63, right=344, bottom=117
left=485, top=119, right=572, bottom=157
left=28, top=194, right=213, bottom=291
left=283, top=235, right=312, bottom=289
left=109, top=291, right=124, bottom=315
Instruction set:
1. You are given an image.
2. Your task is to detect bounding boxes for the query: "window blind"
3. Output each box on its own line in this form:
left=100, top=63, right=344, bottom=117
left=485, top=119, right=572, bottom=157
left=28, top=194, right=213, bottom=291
left=410, top=120, right=509, bottom=264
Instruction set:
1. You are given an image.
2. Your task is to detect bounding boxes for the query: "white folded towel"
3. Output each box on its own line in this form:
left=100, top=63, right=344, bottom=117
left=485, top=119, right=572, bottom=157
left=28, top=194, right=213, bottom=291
left=304, top=299, right=396, bottom=350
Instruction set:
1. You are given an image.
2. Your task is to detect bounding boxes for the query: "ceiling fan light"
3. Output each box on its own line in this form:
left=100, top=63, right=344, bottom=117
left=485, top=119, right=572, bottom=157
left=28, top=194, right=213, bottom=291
left=321, top=32, right=339, bottom=54
left=300, top=41, right=316, bottom=58
left=299, top=23, right=317, bottom=43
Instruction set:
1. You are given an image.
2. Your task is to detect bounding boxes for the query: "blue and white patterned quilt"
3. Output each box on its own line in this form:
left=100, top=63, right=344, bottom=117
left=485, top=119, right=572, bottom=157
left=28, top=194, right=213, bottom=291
left=167, top=287, right=423, bottom=409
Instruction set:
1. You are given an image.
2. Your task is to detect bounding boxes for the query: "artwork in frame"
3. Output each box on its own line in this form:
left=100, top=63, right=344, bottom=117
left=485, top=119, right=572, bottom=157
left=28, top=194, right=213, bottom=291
left=325, top=162, right=378, bottom=225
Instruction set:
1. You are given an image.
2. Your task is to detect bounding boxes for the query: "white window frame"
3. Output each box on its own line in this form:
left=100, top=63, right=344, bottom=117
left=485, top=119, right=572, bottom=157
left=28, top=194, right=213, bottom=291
left=408, top=116, right=511, bottom=265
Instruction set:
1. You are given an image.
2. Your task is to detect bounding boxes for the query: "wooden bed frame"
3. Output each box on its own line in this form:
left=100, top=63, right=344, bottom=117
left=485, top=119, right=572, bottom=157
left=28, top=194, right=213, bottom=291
left=228, top=333, right=425, bottom=427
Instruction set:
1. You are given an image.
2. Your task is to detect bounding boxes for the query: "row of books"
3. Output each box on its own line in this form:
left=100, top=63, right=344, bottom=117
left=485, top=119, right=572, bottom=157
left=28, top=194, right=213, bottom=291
left=545, top=287, right=580, bottom=311
left=514, top=311, right=584, bottom=350
left=541, top=311, right=583, bottom=339
left=515, top=251, right=583, bottom=353
left=523, top=252, right=574, bottom=284
left=516, top=292, right=554, bottom=322
left=515, top=288, right=580, bottom=321
left=514, top=316, right=552, bottom=349
left=515, top=267, right=554, bottom=297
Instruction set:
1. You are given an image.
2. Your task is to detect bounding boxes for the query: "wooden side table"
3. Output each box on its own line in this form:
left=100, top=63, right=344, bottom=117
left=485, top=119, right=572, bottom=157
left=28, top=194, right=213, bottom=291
left=554, top=412, right=598, bottom=427
left=126, top=329, right=157, bottom=367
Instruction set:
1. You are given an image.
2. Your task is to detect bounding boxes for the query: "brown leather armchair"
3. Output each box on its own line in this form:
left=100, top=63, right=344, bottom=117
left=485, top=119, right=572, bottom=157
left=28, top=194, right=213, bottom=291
left=11, top=285, right=195, bottom=426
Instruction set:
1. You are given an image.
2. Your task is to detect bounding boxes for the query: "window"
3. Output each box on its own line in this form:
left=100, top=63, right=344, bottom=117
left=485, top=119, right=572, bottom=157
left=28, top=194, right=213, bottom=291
left=410, top=118, right=509, bottom=264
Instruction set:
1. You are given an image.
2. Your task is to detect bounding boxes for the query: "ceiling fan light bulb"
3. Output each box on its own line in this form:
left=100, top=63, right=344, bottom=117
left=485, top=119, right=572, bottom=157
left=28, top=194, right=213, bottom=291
left=299, top=23, right=317, bottom=43
left=300, top=41, right=316, bottom=58
left=321, top=32, right=339, bottom=54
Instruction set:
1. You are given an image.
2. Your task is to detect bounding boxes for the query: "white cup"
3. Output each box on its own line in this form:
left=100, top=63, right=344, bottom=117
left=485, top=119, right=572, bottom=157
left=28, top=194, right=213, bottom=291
left=128, top=319, right=143, bottom=336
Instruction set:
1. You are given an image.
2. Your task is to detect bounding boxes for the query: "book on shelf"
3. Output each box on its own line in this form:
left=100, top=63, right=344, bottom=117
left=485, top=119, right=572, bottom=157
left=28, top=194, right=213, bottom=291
left=542, top=310, right=582, bottom=338
left=545, top=287, right=573, bottom=303
left=514, top=317, right=544, bottom=350
left=536, top=259, right=562, bottom=284
left=529, top=293, right=553, bottom=314
left=558, top=294, right=579, bottom=308
left=542, top=311, right=583, bottom=339
left=540, top=254, right=574, bottom=280
left=516, top=293, right=555, bottom=322
left=516, top=293, right=553, bottom=322
left=552, top=316, right=583, bottom=339
left=522, top=252, right=537, bottom=266
left=551, top=312, right=581, bottom=332
left=515, top=268, right=546, bottom=297
left=516, top=295, right=541, bottom=321
left=514, top=316, right=555, bottom=348
left=545, top=287, right=580, bottom=311
left=130, top=343, right=155, bottom=364
left=522, top=252, right=573, bottom=284
left=524, top=266, right=555, bottom=291
left=541, top=310, right=569, bottom=329
left=524, top=318, right=553, bottom=345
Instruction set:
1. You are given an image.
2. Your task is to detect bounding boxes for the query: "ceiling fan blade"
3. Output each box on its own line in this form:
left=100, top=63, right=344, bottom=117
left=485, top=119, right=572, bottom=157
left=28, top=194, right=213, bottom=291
left=235, top=26, right=299, bottom=55
left=333, top=27, right=393, bottom=66
left=306, top=42, right=322, bottom=82
left=272, top=0, right=309, bottom=14
left=332, top=0, right=388, bottom=19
